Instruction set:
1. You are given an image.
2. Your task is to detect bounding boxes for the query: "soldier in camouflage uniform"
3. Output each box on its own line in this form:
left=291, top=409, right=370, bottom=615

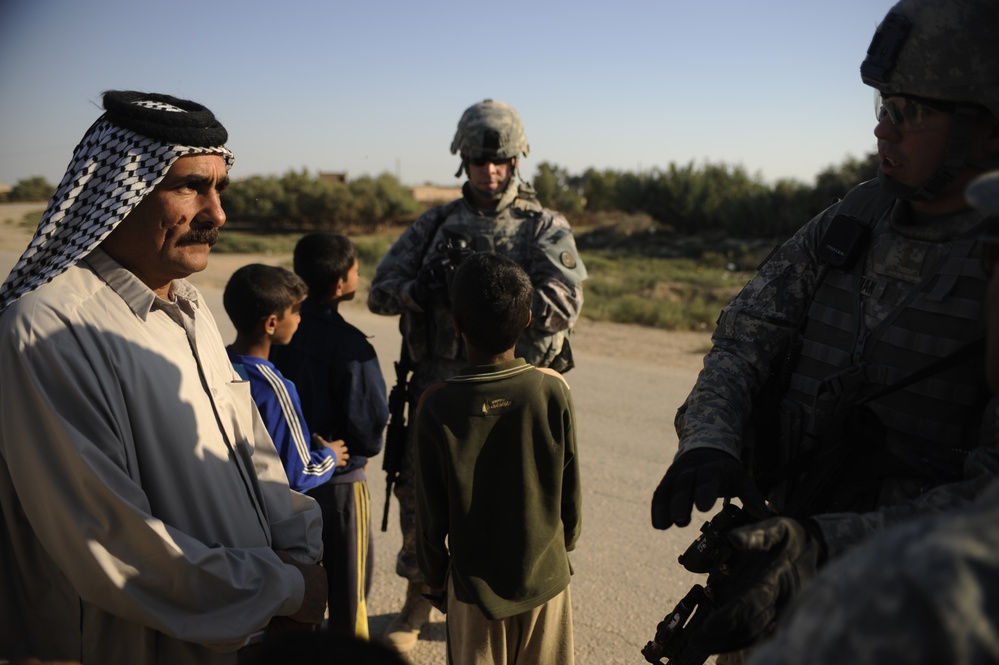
left=649, top=0, right=999, bottom=658
left=367, top=99, right=586, bottom=653
left=744, top=171, right=999, bottom=665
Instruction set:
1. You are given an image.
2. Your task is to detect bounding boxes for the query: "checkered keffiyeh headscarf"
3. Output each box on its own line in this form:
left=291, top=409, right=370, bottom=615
left=0, top=90, right=235, bottom=313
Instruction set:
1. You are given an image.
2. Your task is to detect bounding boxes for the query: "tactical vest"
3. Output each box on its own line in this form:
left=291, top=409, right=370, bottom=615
left=400, top=184, right=582, bottom=373
left=776, top=183, right=990, bottom=514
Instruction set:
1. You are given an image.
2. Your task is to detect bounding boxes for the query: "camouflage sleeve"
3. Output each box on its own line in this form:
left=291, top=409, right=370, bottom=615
left=813, top=436, right=999, bottom=559
left=674, top=209, right=833, bottom=459
left=527, top=210, right=587, bottom=334
left=747, top=482, right=999, bottom=665
left=367, top=208, right=443, bottom=316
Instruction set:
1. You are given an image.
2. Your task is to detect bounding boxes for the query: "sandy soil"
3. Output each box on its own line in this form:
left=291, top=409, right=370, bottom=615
left=0, top=203, right=713, bottom=375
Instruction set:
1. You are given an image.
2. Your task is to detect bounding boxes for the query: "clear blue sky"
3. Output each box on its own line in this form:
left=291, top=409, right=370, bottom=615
left=0, top=0, right=896, bottom=189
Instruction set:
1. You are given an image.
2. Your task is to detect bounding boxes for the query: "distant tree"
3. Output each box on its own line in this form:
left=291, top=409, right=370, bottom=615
left=348, top=173, right=423, bottom=230
left=222, top=175, right=289, bottom=230
left=763, top=178, right=812, bottom=237
left=532, top=162, right=584, bottom=214
left=222, top=169, right=420, bottom=232
left=6, top=176, right=55, bottom=203
left=581, top=168, right=618, bottom=212
left=561, top=153, right=879, bottom=239
left=612, top=171, right=655, bottom=216
left=808, top=151, right=880, bottom=211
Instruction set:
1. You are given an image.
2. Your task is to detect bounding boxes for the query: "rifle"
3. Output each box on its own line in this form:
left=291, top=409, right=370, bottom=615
left=380, top=341, right=413, bottom=532
left=642, top=503, right=755, bottom=665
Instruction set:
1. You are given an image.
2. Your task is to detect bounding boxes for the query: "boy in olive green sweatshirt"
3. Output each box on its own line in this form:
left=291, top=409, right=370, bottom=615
left=414, top=252, right=581, bottom=665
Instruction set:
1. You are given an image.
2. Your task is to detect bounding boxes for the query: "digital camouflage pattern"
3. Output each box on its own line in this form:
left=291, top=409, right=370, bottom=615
left=368, top=178, right=586, bottom=581
left=747, top=458, right=999, bottom=665
left=749, top=169, right=999, bottom=665
left=861, top=0, right=999, bottom=117
left=674, top=179, right=996, bottom=556
left=450, top=99, right=530, bottom=161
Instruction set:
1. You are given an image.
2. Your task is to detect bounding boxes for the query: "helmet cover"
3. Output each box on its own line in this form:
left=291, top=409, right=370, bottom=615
left=450, top=99, right=529, bottom=160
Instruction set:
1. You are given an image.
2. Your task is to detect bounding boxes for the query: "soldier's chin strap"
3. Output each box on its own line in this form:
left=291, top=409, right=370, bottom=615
left=879, top=104, right=995, bottom=202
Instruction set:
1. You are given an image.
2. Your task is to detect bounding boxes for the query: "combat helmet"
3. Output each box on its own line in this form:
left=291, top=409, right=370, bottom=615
left=861, top=0, right=999, bottom=200
left=450, top=99, right=529, bottom=164
left=862, top=0, right=999, bottom=118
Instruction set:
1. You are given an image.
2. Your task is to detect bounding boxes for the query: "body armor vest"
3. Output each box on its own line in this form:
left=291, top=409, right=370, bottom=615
left=777, top=185, right=990, bottom=514
left=400, top=184, right=576, bottom=373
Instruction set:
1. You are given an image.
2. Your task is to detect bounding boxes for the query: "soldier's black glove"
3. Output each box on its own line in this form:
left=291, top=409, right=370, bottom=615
left=413, top=263, right=445, bottom=308
left=651, top=448, right=768, bottom=529
left=444, top=245, right=475, bottom=270
left=689, top=516, right=826, bottom=654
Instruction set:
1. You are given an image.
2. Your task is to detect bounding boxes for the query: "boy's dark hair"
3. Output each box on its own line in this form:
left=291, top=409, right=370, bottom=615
left=451, top=252, right=533, bottom=355
left=223, top=264, right=307, bottom=334
left=293, top=232, right=358, bottom=297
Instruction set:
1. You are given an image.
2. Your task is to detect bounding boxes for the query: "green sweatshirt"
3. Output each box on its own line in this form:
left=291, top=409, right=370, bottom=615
left=415, top=358, right=581, bottom=620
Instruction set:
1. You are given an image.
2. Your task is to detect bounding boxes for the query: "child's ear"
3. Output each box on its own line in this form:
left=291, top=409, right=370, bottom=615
left=334, top=278, right=345, bottom=298
left=264, top=313, right=279, bottom=336
left=524, top=310, right=533, bottom=330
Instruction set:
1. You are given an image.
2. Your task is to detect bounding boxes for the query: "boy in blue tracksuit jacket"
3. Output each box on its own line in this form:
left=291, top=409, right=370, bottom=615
left=223, top=263, right=348, bottom=493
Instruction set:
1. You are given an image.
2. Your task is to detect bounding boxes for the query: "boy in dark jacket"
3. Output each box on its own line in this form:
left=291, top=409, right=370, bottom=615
left=414, top=252, right=581, bottom=664
left=270, top=234, right=389, bottom=639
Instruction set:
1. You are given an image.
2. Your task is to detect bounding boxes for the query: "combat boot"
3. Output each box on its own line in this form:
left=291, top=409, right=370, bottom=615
left=383, top=581, right=433, bottom=654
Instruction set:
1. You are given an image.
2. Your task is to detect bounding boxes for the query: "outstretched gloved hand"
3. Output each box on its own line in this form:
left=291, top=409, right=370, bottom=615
left=690, top=516, right=826, bottom=654
left=651, top=448, right=768, bottom=529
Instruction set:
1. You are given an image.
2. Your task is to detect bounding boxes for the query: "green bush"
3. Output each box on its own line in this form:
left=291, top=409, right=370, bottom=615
left=222, top=170, right=423, bottom=232
left=4, top=177, right=56, bottom=203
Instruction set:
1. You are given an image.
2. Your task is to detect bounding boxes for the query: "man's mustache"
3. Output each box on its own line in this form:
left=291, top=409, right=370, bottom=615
left=177, top=228, right=219, bottom=247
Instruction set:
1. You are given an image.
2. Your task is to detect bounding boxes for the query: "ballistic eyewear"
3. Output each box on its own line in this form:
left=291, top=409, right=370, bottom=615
left=469, top=157, right=514, bottom=167
left=875, top=93, right=955, bottom=131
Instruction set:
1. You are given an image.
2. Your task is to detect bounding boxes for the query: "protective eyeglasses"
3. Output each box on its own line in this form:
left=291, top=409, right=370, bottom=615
left=875, top=93, right=954, bottom=131
left=469, top=156, right=513, bottom=167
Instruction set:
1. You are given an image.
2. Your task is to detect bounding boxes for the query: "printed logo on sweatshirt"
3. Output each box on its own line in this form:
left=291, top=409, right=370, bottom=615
left=481, top=397, right=513, bottom=414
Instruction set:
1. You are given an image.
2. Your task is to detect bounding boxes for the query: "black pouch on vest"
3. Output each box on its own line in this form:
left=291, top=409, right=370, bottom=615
left=817, top=214, right=870, bottom=269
